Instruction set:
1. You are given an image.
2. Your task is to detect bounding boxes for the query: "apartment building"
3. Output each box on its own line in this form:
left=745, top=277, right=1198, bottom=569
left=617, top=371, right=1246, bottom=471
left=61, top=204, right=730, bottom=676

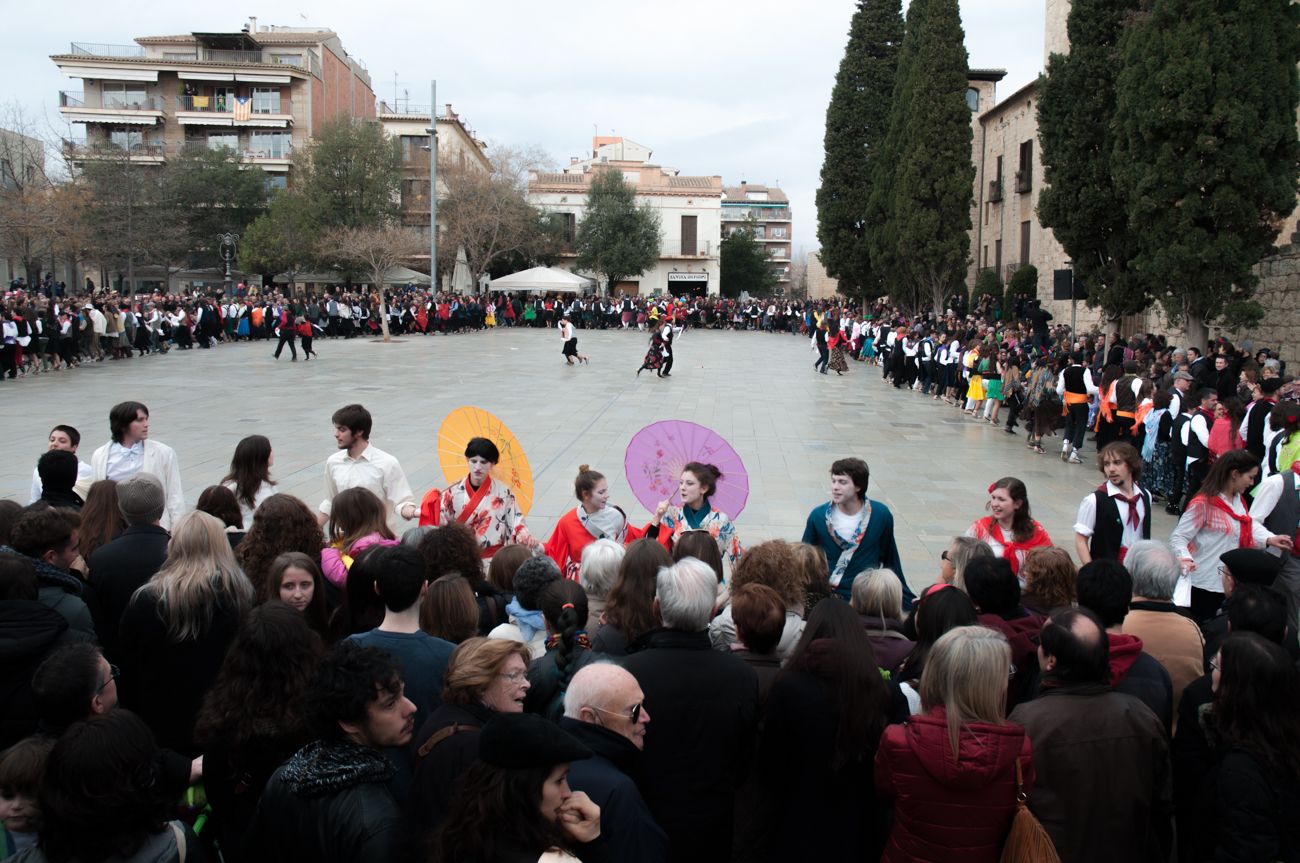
left=528, top=137, right=722, bottom=296
left=51, top=19, right=374, bottom=186
left=721, top=183, right=792, bottom=289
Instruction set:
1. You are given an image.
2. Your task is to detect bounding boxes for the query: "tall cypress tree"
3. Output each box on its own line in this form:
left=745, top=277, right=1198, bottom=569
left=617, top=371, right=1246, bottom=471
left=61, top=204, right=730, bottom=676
left=1037, top=0, right=1143, bottom=322
left=889, top=0, right=974, bottom=315
left=1114, top=0, right=1300, bottom=346
left=865, top=0, right=926, bottom=308
left=815, top=0, right=904, bottom=304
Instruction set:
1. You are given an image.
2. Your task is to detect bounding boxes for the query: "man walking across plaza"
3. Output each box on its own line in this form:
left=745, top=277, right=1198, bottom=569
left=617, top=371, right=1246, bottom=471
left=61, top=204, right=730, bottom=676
left=318, top=404, right=418, bottom=529
left=801, top=457, right=912, bottom=608
left=90, top=401, right=185, bottom=530
left=1056, top=350, right=1098, bottom=464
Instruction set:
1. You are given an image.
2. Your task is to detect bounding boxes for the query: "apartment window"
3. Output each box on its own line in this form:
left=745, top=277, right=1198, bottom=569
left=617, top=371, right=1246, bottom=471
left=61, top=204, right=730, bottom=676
left=561, top=213, right=576, bottom=244
left=251, top=88, right=282, bottom=114
left=401, top=179, right=431, bottom=208
left=995, top=155, right=1004, bottom=183
left=250, top=131, right=291, bottom=158
left=109, top=128, right=143, bottom=150
left=752, top=226, right=766, bottom=239
left=264, top=175, right=287, bottom=193
left=208, top=132, right=238, bottom=151
left=994, top=239, right=1003, bottom=276
left=102, top=82, right=147, bottom=109
left=681, top=215, right=698, bottom=256
left=1020, top=221, right=1031, bottom=265
left=399, top=135, right=426, bottom=163
left=1017, top=140, right=1033, bottom=193
left=772, top=227, right=787, bottom=239
left=982, top=245, right=989, bottom=268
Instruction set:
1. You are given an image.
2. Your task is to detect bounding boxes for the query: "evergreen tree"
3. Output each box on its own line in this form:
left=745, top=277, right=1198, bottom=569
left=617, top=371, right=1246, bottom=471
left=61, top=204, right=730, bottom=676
left=889, top=0, right=974, bottom=315
left=574, top=169, right=661, bottom=294
left=720, top=224, right=778, bottom=298
left=1114, top=0, right=1300, bottom=346
left=815, top=0, right=904, bottom=305
left=294, top=119, right=402, bottom=230
left=866, top=0, right=926, bottom=308
left=1037, top=0, right=1143, bottom=323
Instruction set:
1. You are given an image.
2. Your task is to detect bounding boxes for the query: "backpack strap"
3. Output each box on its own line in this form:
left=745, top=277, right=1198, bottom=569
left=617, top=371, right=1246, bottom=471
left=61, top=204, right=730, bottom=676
left=416, top=723, right=477, bottom=761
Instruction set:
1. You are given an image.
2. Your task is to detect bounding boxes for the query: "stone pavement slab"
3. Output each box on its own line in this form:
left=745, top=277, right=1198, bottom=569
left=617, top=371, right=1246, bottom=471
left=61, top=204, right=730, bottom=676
left=0, top=327, right=1177, bottom=591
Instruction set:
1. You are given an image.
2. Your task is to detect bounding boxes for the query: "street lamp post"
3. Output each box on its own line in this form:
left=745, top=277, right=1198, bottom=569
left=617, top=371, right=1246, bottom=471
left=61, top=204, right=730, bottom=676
left=219, top=232, right=239, bottom=298
left=429, top=80, right=438, bottom=291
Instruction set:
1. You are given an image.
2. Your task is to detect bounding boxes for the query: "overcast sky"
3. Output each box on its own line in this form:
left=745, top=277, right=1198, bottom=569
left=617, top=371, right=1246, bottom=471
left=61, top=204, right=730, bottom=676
left=7, top=0, right=1047, bottom=253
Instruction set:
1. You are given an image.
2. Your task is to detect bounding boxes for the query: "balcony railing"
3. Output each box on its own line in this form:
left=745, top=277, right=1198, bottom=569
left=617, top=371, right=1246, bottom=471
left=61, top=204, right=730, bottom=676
left=176, top=96, right=292, bottom=115
left=59, top=91, right=84, bottom=108
left=65, top=140, right=166, bottom=159
left=1015, top=169, right=1032, bottom=194
left=988, top=179, right=1004, bottom=203
left=69, top=41, right=145, bottom=58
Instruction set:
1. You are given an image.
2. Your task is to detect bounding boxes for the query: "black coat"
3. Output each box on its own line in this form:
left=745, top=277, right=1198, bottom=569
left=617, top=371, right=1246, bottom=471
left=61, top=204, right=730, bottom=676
left=1208, top=749, right=1300, bottom=862
left=88, top=525, right=169, bottom=662
left=0, top=600, right=85, bottom=750
left=117, top=592, right=243, bottom=756
left=248, top=740, right=408, bottom=863
left=558, top=718, right=669, bottom=863
left=407, top=700, right=492, bottom=838
left=622, top=629, right=758, bottom=863
left=203, top=730, right=309, bottom=863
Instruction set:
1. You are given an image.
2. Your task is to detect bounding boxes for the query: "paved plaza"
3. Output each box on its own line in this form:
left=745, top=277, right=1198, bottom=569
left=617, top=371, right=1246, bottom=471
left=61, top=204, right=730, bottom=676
left=1, top=327, right=1178, bottom=591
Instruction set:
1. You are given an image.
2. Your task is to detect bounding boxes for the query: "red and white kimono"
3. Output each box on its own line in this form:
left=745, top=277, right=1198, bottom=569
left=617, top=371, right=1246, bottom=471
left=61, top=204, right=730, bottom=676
left=544, top=505, right=644, bottom=581
left=437, top=475, right=533, bottom=559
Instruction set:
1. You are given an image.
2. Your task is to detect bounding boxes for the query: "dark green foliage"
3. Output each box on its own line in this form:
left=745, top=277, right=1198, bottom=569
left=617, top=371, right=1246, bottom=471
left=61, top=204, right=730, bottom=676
left=973, top=267, right=1002, bottom=304
left=1037, top=0, right=1144, bottom=322
left=574, top=169, right=661, bottom=292
left=1006, top=264, right=1038, bottom=315
left=163, top=146, right=268, bottom=267
left=294, top=119, right=402, bottom=230
left=720, top=225, right=777, bottom=299
left=816, top=0, right=904, bottom=303
left=1113, top=0, right=1300, bottom=338
left=887, top=0, right=975, bottom=315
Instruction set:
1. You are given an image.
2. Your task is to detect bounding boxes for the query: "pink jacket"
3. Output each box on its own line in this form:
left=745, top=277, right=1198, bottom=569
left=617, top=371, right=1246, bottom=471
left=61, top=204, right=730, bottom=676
left=321, top=532, right=399, bottom=587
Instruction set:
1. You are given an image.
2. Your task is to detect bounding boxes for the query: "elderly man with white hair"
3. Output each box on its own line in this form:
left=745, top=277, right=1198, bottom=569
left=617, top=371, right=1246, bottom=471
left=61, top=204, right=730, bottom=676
left=622, top=558, right=758, bottom=863
left=1121, top=539, right=1205, bottom=717
left=558, top=663, right=668, bottom=863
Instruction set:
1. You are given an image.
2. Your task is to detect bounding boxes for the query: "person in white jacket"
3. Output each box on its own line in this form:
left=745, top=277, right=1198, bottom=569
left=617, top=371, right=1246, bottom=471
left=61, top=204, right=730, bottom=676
left=90, top=401, right=185, bottom=530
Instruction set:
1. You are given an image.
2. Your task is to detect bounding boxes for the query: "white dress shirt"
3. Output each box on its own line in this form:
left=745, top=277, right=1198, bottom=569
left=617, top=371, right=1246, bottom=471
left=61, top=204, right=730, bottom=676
left=320, top=443, right=416, bottom=523
left=105, top=441, right=145, bottom=482
left=1074, top=481, right=1146, bottom=551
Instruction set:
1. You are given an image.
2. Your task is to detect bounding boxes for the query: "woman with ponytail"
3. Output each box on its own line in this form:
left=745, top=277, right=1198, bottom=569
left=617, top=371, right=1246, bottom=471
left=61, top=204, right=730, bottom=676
left=525, top=580, right=597, bottom=720
left=543, top=465, right=643, bottom=580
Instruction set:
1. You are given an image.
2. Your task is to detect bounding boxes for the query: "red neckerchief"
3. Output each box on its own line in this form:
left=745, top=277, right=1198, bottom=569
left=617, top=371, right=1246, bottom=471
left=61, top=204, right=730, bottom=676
left=981, top=518, right=1051, bottom=577
left=1104, top=483, right=1143, bottom=530
left=1208, top=495, right=1253, bottom=548
left=457, top=475, right=493, bottom=523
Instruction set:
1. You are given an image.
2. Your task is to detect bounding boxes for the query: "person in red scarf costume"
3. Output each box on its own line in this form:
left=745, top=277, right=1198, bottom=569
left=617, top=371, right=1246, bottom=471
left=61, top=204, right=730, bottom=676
left=1171, top=449, right=1292, bottom=623
left=966, top=477, right=1053, bottom=579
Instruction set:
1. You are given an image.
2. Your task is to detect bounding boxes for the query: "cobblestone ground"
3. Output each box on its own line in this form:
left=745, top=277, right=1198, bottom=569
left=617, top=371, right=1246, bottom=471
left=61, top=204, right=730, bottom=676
left=1, top=327, right=1175, bottom=591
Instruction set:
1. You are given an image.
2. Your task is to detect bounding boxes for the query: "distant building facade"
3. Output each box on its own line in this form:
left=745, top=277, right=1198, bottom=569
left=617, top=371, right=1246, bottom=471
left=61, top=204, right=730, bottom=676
left=721, top=183, right=792, bottom=290
left=51, top=19, right=375, bottom=188
left=528, top=137, right=722, bottom=296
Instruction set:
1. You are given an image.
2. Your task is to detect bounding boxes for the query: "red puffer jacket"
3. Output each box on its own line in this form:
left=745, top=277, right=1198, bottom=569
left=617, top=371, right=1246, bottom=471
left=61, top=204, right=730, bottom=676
left=875, top=708, right=1033, bottom=863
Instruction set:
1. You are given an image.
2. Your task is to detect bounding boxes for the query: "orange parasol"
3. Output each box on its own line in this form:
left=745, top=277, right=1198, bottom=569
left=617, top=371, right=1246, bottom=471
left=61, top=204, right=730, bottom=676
left=437, top=406, right=534, bottom=516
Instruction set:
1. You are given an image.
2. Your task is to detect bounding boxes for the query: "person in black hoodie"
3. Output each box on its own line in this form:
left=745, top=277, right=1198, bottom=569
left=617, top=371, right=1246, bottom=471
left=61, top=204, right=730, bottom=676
left=0, top=554, right=86, bottom=750
left=558, top=663, right=668, bottom=863
left=1075, top=558, right=1174, bottom=734
left=3, top=506, right=94, bottom=640
left=249, top=641, right=415, bottom=863
left=34, top=451, right=82, bottom=510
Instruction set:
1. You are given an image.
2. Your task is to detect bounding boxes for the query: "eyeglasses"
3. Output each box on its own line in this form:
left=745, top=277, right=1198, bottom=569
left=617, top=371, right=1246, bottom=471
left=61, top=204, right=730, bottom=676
left=590, top=702, right=643, bottom=724
left=1008, top=664, right=1018, bottom=679
left=499, top=671, right=528, bottom=684
left=1210, top=656, right=1220, bottom=671
left=98, top=664, right=121, bottom=693
left=940, top=550, right=950, bottom=562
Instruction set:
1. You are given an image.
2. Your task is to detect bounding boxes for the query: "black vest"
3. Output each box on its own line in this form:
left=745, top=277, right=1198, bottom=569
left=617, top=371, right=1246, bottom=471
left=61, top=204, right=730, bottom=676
left=1063, top=365, right=1088, bottom=394
left=1263, top=471, right=1300, bottom=546
left=1115, top=376, right=1139, bottom=412
left=1186, top=409, right=1214, bottom=462
left=1170, top=413, right=1192, bottom=457
left=1089, top=486, right=1152, bottom=562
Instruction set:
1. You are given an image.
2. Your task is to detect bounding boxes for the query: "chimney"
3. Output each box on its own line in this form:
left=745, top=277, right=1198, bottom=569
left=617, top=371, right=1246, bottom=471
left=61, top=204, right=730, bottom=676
left=445, top=103, right=455, bottom=119
left=248, top=16, right=258, bottom=33
left=570, top=157, right=579, bottom=165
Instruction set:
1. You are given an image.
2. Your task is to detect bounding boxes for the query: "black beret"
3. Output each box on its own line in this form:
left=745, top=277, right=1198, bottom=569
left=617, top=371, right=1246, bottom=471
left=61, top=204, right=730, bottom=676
left=478, top=712, right=592, bottom=769
left=1220, top=548, right=1284, bottom=587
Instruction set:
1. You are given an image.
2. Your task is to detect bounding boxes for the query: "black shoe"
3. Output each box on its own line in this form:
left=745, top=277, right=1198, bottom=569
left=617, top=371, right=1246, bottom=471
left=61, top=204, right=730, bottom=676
left=1165, top=503, right=1181, bottom=516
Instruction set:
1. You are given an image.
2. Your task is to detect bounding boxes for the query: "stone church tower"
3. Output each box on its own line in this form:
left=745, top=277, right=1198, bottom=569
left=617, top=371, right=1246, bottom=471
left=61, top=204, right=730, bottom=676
left=1044, top=0, right=1071, bottom=63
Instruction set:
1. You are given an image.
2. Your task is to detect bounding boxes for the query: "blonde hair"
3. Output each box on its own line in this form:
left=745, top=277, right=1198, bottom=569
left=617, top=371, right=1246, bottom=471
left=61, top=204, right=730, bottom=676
left=136, top=511, right=254, bottom=640
left=441, top=637, right=533, bottom=706
left=947, top=536, right=994, bottom=591
left=850, top=568, right=903, bottom=621
left=791, top=543, right=829, bottom=590
left=919, top=625, right=1011, bottom=757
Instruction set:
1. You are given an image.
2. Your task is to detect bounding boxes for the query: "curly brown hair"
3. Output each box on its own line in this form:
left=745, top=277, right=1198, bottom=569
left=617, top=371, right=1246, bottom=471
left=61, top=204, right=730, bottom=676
left=236, top=494, right=325, bottom=598
left=1020, top=546, right=1077, bottom=611
left=418, top=522, right=486, bottom=585
left=732, top=540, right=805, bottom=610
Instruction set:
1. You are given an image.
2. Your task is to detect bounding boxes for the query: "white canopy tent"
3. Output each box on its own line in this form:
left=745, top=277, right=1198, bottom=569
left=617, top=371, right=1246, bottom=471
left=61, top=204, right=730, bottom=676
left=381, top=266, right=431, bottom=285
left=488, top=266, right=594, bottom=293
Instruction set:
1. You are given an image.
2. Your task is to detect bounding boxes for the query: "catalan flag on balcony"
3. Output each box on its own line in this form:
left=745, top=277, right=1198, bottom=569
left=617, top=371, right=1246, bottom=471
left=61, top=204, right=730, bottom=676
left=233, top=96, right=251, bottom=122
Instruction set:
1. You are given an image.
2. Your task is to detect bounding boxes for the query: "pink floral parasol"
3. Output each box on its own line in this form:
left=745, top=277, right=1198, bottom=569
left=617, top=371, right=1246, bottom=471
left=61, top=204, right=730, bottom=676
left=624, top=420, right=749, bottom=519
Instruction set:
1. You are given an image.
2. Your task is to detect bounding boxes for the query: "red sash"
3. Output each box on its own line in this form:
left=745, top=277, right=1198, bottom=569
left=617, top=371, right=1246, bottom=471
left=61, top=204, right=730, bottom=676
left=979, top=518, right=1052, bottom=577
left=457, top=477, right=493, bottom=523
left=1208, top=495, right=1253, bottom=548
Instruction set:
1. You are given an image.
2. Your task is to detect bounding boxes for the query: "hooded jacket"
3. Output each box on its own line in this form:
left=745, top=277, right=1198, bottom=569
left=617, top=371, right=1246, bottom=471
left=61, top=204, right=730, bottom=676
left=875, top=708, right=1033, bottom=863
left=1108, top=632, right=1174, bottom=734
left=249, top=739, right=406, bottom=863
left=0, top=600, right=82, bottom=750
left=0, top=545, right=95, bottom=640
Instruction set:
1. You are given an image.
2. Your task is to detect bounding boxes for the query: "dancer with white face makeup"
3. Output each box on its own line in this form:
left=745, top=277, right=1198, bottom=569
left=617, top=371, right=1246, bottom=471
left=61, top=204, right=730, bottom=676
left=436, top=436, right=539, bottom=563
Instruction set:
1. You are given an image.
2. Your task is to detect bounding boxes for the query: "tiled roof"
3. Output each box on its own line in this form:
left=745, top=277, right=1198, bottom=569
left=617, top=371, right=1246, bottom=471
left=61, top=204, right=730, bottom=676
left=534, top=173, right=586, bottom=185
left=667, top=176, right=714, bottom=189
left=722, top=184, right=789, bottom=203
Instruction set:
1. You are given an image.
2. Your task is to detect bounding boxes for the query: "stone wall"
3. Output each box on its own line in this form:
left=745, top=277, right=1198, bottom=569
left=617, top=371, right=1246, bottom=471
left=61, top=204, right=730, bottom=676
left=1216, top=245, right=1300, bottom=366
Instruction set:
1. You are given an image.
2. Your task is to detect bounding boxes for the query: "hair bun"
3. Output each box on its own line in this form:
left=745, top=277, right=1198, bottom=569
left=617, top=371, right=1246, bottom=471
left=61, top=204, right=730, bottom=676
left=578, top=464, right=590, bottom=473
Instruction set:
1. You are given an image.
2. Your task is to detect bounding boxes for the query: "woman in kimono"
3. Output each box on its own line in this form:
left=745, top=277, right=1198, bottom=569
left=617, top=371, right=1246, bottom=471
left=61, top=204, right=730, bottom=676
left=543, top=465, right=643, bottom=580
left=438, top=437, right=539, bottom=561
left=646, top=461, right=742, bottom=568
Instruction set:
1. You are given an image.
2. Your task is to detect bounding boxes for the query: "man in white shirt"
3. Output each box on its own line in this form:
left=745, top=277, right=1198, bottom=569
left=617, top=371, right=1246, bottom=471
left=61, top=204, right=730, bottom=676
left=90, top=401, right=185, bottom=530
left=318, top=403, right=418, bottom=529
left=29, top=424, right=95, bottom=504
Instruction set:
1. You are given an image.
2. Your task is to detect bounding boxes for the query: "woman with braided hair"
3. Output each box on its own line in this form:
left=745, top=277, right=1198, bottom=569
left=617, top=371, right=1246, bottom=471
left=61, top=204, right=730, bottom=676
left=524, top=580, right=597, bottom=720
